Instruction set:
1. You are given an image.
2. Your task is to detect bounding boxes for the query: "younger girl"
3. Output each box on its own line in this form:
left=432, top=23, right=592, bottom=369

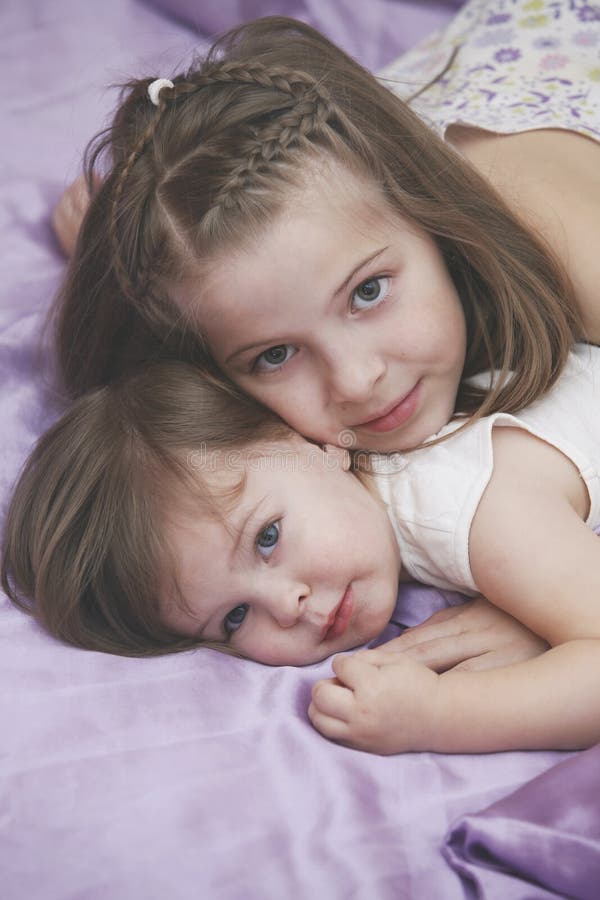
left=0, top=363, right=403, bottom=661
left=3, top=345, right=600, bottom=754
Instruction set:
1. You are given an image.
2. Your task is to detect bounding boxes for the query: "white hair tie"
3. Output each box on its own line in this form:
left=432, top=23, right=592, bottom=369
left=148, top=78, right=174, bottom=106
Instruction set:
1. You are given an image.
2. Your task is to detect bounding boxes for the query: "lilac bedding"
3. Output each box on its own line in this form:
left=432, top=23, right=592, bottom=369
left=2, top=2, right=599, bottom=898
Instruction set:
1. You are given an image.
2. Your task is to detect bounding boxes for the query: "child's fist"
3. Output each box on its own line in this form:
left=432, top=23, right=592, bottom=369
left=309, top=650, right=440, bottom=755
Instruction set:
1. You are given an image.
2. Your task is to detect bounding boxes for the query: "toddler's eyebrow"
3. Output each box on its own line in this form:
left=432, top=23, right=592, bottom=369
left=225, top=246, right=389, bottom=364
left=230, top=496, right=268, bottom=560
left=184, top=498, right=268, bottom=639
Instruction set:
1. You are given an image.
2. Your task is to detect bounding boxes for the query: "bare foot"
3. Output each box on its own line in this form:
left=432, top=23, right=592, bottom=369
left=52, top=174, right=95, bottom=257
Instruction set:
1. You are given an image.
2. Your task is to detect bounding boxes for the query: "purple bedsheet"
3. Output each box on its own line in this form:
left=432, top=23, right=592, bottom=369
left=2, top=2, right=599, bottom=898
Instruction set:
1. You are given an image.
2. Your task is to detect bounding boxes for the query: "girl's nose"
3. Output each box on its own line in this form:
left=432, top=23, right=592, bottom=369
left=327, top=348, right=386, bottom=404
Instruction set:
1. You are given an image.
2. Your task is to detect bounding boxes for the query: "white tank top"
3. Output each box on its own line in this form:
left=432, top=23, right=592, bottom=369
left=373, top=344, right=600, bottom=594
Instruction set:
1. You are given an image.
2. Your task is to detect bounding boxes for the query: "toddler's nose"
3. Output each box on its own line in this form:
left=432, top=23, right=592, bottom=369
left=264, top=582, right=309, bottom=628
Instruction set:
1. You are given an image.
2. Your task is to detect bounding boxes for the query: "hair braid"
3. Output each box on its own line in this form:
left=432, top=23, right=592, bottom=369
left=185, top=60, right=325, bottom=96
left=216, top=92, right=331, bottom=209
left=108, top=87, right=170, bottom=304
left=107, top=61, right=332, bottom=303
left=182, top=61, right=335, bottom=213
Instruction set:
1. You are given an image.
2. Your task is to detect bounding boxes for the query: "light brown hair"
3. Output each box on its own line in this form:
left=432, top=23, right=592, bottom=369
left=1, top=363, right=291, bottom=656
left=55, top=16, right=581, bottom=422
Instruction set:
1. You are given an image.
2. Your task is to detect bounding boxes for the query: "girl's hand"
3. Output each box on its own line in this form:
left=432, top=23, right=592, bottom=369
left=379, top=597, right=548, bottom=672
left=309, top=651, right=439, bottom=755
left=52, top=174, right=97, bottom=258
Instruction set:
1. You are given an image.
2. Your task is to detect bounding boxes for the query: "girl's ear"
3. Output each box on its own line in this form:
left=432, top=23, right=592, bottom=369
left=323, top=443, right=351, bottom=471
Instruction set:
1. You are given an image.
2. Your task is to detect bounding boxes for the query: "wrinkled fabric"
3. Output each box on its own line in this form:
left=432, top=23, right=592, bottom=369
left=1, top=2, right=599, bottom=899
left=145, top=0, right=466, bottom=70
left=445, top=744, right=600, bottom=900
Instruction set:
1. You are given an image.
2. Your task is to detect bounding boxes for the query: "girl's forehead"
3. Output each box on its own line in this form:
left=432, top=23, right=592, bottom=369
left=182, top=158, right=396, bottom=273
left=186, top=436, right=307, bottom=496
left=181, top=173, right=402, bottom=323
left=281, top=160, right=395, bottom=228
left=165, top=437, right=309, bottom=547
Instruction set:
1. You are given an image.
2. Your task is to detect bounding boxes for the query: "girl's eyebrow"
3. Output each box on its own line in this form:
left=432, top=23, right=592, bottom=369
left=225, top=246, right=389, bottom=364
left=333, top=246, right=389, bottom=300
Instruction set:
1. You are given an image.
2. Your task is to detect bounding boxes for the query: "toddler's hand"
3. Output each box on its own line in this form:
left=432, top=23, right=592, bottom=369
left=378, top=597, right=548, bottom=672
left=52, top=174, right=97, bottom=258
left=309, top=650, right=439, bottom=755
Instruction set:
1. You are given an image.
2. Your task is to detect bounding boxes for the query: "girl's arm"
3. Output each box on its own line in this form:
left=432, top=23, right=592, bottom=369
left=309, top=638, right=600, bottom=754
left=310, top=426, right=600, bottom=754
left=372, top=596, right=548, bottom=672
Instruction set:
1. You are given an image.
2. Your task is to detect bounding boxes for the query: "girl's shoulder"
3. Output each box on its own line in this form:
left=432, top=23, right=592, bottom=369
left=371, top=345, right=600, bottom=593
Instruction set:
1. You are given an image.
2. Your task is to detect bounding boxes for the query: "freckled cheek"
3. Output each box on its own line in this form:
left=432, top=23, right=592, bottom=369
left=410, top=299, right=466, bottom=365
left=266, top=383, right=330, bottom=433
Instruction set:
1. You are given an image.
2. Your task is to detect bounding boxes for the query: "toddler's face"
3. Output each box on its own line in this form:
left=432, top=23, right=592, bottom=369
left=180, top=164, right=466, bottom=452
left=162, top=436, right=400, bottom=666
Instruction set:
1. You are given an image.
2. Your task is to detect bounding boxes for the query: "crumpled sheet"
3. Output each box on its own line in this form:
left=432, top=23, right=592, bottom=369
left=445, top=743, right=600, bottom=900
left=1, top=2, right=599, bottom=898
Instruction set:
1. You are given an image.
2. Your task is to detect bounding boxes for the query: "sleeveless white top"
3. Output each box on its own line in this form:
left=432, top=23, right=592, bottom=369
left=372, top=345, right=600, bottom=595
left=380, top=0, right=600, bottom=144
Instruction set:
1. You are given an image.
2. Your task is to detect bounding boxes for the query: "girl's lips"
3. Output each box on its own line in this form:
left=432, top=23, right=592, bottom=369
left=323, top=585, right=354, bottom=642
left=356, top=381, right=421, bottom=434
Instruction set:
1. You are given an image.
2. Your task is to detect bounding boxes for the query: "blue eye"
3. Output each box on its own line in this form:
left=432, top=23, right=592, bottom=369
left=256, top=520, right=280, bottom=558
left=254, top=344, right=296, bottom=373
left=351, top=276, right=390, bottom=312
left=224, top=603, right=248, bottom=637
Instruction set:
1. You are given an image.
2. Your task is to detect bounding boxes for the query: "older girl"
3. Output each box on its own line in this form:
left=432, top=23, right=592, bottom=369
left=53, top=3, right=599, bottom=453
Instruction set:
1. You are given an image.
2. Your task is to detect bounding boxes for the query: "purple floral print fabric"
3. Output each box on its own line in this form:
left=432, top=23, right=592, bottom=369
left=381, top=0, right=600, bottom=141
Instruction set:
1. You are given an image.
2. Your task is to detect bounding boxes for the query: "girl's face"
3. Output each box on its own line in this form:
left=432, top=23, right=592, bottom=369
left=181, top=167, right=467, bottom=452
left=162, top=437, right=400, bottom=666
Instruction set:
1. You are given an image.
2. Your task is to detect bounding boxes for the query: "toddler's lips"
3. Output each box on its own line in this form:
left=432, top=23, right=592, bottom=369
left=322, top=585, right=354, bottom=642
left=356, top=381, right=421, bottom=434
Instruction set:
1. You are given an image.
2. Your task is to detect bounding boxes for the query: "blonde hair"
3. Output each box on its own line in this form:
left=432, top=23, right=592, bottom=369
left=55, top=16, right=580, bottom=423
left=1, top=363, right=291, bottom=656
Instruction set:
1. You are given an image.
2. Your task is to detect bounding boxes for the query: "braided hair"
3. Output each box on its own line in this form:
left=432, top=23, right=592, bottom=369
left=55, top=16, right=579, bottom=425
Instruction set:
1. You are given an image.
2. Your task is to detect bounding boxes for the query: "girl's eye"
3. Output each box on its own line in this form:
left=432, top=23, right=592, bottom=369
left=224, top=603, right=248, bottom=637
left=256, top=520, right=280, bottom=558
left=351, top=276, right=390, bottom=312
left=253, top=344, right=296, bottom=373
